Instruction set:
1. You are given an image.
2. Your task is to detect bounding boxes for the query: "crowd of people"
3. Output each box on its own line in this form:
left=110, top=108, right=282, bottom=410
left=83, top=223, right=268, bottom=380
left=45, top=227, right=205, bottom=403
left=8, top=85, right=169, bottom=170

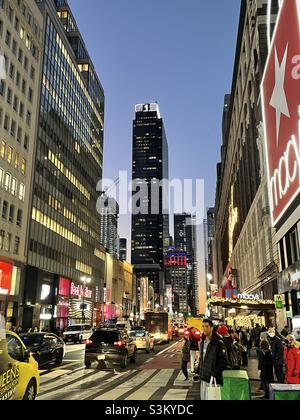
left=181, top=320, right=300, bottom=400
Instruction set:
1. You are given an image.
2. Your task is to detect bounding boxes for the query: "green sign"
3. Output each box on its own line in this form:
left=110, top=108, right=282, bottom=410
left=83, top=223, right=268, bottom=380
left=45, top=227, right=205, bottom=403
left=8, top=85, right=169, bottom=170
left=274, top=295, right=284, bottom=309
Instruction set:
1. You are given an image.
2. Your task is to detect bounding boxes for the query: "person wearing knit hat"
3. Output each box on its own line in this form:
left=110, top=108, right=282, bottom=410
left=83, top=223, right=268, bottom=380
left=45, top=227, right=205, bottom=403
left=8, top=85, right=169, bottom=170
left=217, top=326, right=229, bottom=337
left=284, top=335, right=300, bottom=384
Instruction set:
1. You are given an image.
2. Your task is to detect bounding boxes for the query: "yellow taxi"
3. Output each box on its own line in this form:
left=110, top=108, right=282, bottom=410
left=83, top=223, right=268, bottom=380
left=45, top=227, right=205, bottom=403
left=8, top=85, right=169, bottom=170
left=0, top=329, right=40, bottom=400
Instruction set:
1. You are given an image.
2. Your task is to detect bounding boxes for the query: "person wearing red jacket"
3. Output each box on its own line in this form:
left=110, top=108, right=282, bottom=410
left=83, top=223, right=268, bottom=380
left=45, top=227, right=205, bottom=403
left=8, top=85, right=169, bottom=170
left=284, top=335, right=300, bottom=385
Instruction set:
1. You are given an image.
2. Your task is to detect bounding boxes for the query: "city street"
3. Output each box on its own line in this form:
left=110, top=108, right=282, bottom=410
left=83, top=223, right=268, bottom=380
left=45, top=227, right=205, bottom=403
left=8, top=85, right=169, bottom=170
left=37, top=339, right=199, bottom=401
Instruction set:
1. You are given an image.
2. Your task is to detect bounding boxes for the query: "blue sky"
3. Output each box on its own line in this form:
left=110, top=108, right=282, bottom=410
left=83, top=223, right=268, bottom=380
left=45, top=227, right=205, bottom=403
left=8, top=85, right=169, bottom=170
left=69, top=0, right=241, bottom=249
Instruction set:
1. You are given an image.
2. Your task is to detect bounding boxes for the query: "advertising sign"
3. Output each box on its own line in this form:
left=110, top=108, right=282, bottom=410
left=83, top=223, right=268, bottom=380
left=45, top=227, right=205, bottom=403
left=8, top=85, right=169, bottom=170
left=0, top=262, right=13, bottom=296
left=261, top=0, right=300, bottom=226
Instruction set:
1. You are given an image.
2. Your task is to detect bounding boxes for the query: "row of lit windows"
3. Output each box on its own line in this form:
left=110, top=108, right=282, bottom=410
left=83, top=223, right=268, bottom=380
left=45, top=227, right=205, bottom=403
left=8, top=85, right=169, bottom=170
left=48, top=194, right=91, bottom=236
left=1, top=139, right=26, bottom=174
left=32, top=207, right=82, bottom=247
left=0, top=165, right=25, bottom=201
left=75, top=260, right=92, bottom=276
left=94, top=248, right=106, bottom=261
left=2, top=1, right=40, bottom=61
left=47, top=149, right=90, bottom=200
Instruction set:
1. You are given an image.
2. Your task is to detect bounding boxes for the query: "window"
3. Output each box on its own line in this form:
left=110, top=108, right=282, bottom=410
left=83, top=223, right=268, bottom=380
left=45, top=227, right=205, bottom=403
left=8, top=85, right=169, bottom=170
left=24, top=134, right=29, bottom=150
left=7, top=87, right=12, bottom=104
left=14, top=152, right=19, bottom=169
left=7, top=146, right=13, bottom=164
left=2, top=200, right=8, bottom=219
left=21, top=158, right=26, bottom=175
left=19, top=183, right=25, bottom=201
left=14, top=236, right=20, bottom=255
left=0, top=230, right=4, bottom=250
left=5, top=30, right=11, bottom=47
left=16, top=209, right=23, bottom=227
left=11, top=178, right=17, bottom=196
left=6, top=335, right=24, bottom=362
left=5, top=233, right=12, bottom=252
left=4, top=173, right=11, bottom=191
left=0, top=140, right=6, bottom=158
left=19, top=102, right=24, bottom=118
left=9, top=204, right=15, bottom=223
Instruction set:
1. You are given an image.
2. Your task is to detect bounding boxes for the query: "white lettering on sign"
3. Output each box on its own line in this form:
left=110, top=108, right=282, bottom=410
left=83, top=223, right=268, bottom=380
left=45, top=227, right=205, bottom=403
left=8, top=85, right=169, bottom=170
left=70, top=282, right=92, bottom=299
left=237, top=293, right=260, bottom=301
left=269, top=127, right=300, bottom=212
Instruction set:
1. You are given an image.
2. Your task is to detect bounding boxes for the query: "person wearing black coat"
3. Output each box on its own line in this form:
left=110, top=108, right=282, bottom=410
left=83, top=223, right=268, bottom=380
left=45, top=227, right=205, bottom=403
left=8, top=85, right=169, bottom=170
left=199, top=320, right=228, bottom=400
left=258, top=340, right=274, bottom=399
left=267, top=328, right=285, bottom=384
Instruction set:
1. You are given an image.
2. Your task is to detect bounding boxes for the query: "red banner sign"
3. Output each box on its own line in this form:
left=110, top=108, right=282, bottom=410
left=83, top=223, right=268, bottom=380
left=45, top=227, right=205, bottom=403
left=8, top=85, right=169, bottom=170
left=262, top=0, right=300, bottom=226
left=0, top=262, right=13, bottom=295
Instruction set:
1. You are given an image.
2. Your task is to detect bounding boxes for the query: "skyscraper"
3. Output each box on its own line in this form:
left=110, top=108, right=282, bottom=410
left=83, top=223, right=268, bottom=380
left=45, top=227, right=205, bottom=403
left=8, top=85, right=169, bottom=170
left=0, top=0, right=43, bottom=328
left=131, top=103, right=169, bottom=295
left=174, top=214, right=198, bottom=315
left=23, top=0, right=106, bottom=331
left=119, top=238, right=127, bottom=262
left=99, top=195, right=119, bottom=258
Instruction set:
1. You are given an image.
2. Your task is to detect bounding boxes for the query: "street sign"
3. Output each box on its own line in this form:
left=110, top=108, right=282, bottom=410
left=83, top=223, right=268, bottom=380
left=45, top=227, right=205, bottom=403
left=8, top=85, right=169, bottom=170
left=261, top=0, right=300, bottom=227
left=274, top=294, right=284, bottom=309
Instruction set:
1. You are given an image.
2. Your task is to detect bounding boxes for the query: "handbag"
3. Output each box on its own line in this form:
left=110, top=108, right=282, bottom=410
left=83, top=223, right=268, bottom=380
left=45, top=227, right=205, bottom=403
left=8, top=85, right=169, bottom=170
left=207, top=377, right=222, bottom=400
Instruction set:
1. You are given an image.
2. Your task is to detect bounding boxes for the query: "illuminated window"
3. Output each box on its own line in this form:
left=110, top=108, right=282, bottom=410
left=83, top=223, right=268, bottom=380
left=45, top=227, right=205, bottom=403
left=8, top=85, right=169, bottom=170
left=1, top=141, right=6, bottom=159
left=21, top=159, right=26, bottom=175
left=19, top=183, right=25, bottom=201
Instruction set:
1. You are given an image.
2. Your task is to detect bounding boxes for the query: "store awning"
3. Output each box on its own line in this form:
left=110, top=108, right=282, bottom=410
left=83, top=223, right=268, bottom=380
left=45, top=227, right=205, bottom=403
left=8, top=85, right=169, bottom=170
left=208, top=297, right=275, bottom=312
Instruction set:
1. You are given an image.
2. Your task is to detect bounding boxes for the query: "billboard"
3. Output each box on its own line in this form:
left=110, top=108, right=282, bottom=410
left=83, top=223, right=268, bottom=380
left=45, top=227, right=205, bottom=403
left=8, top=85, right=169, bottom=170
left=0, top=262, right=13, bottom=295
left=261, top=0, right=300, bottom=227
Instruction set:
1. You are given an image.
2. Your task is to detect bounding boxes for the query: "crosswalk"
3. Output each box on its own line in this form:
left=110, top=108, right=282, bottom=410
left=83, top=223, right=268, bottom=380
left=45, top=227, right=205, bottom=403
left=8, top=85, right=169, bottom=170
left=38, top=367, right=200, bottom=401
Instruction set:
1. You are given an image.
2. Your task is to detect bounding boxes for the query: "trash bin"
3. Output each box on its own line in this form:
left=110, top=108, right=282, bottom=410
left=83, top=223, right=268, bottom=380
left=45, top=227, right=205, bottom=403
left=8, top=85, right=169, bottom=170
left=221, top=370, right=251, bottom=400
left=269, top=384, right=300, bottom=400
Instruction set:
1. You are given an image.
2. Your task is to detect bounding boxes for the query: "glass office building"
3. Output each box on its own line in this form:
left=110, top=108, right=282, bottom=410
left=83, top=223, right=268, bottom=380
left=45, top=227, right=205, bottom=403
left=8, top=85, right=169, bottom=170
left=23, top=0, right=105, bottom=331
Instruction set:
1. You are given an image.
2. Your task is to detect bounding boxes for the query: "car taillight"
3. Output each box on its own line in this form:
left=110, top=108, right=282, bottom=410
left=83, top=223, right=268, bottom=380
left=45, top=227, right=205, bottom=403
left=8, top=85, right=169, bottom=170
left=114, top=341, right=125, bottom=347
left=86, top=339, right=93, bottom=346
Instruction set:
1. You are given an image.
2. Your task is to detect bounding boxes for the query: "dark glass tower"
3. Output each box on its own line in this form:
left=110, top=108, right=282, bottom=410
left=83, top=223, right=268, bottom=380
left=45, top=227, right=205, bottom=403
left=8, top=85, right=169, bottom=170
left=174, top=214, right=198, bottom=315
left=23, top=0, right=106, bottom=331
left=131, top=103, right=169, bottom=294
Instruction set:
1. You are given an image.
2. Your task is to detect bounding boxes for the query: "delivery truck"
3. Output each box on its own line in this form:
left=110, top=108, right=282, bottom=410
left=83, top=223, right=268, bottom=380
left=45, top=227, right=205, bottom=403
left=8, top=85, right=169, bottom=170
left=145, top=312, right=173, bottom=343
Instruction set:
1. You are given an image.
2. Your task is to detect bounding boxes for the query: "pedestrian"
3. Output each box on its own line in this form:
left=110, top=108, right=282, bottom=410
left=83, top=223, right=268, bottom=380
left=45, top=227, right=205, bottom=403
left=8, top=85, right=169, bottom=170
left=284, top=335, right=300, bottom=384
left=281, top=326, right=290, bottom=338
left=199, top=319, right=228, bottom=400
left=267, top=328, right=285, bottom=384
left=253, top=324, right=262, bottom=357
left=217, top=325, right=240, bottom=370
left=181, top=331, right=191, bottom=381
left=258, top=340, right=274, bottom=400
left=190, top=327, right=200, bottom=375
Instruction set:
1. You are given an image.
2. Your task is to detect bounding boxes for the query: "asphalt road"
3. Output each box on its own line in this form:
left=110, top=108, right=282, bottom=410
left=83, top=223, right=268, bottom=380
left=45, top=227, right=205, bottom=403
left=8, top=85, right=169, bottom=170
left=37, top=338, right=200, bottom=400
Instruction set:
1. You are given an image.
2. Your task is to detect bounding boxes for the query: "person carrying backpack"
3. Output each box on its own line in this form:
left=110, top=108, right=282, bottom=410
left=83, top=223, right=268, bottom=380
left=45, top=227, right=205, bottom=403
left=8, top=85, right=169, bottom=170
left=217, top=326, right=240, bottom=370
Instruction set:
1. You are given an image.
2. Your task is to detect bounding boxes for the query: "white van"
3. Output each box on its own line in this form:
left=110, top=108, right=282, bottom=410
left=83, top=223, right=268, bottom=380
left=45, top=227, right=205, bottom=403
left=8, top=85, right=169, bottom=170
left=63, top=324, right=93, bottom=344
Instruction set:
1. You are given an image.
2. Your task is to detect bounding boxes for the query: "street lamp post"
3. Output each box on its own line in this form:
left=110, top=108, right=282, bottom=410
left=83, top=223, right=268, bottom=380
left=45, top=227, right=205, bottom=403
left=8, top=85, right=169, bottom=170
left=80, top=277, right=91, bottom=325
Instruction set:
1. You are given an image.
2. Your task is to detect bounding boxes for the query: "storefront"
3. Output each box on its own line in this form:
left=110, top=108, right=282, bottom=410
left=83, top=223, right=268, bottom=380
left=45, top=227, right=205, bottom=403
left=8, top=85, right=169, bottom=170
left=208, top=296, right=276, bottom=329
left=68, top=281, right=94, bottom=326
left=278, top=261, right=300, bottom=330
left=0, top=259, right=23, bottom=329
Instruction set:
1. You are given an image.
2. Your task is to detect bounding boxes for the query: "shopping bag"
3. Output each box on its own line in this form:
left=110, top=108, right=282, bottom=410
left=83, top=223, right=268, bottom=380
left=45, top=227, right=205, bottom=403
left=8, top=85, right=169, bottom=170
left=207, top=377, right=222, bottom=400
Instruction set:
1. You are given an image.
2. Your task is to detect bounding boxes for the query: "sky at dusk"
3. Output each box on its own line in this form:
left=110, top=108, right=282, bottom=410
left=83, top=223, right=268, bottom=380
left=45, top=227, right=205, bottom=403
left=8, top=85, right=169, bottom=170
left=69, top=0, right=241, bottom=266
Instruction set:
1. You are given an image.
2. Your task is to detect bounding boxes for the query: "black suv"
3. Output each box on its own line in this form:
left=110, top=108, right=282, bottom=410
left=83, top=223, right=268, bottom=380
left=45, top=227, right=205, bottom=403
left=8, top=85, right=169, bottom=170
left=84, top=329, right=137, bottom=369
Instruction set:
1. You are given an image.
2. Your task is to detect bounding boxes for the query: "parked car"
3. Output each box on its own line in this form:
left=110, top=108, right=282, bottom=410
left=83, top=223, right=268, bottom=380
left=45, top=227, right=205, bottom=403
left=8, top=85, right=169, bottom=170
left=20, top=333, right=65, bottom=369
left=129, top=330, right=155, bottom=353
left=1, top=331, right=40, bottom=400
left=63, top=324, right=93, bottom=344
left=85, top=328, right=137, bottom=369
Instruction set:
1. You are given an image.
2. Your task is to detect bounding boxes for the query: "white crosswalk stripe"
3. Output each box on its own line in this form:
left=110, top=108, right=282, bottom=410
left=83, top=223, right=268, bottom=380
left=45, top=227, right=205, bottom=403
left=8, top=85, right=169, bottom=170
left=38, top=367, right=198, bottom=401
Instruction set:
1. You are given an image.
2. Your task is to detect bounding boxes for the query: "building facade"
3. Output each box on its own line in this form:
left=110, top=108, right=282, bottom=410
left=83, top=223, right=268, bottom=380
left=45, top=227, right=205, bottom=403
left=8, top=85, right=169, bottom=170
left=22, top=0, right=106, bottom=331
left=164, top=250, right=188, bottom=315
left=131, top=103, right=169, bottom=296
left=214, top=0, right=280, bottom=324
left=261, top=0, right=300, bottom=330
left=0, top=0, right=43, bottom=329
left=119, top=238, right=127, bottom=262
left=174, top=213, right=198, bottom=315
left=99, top=195, right=119, bottom=258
